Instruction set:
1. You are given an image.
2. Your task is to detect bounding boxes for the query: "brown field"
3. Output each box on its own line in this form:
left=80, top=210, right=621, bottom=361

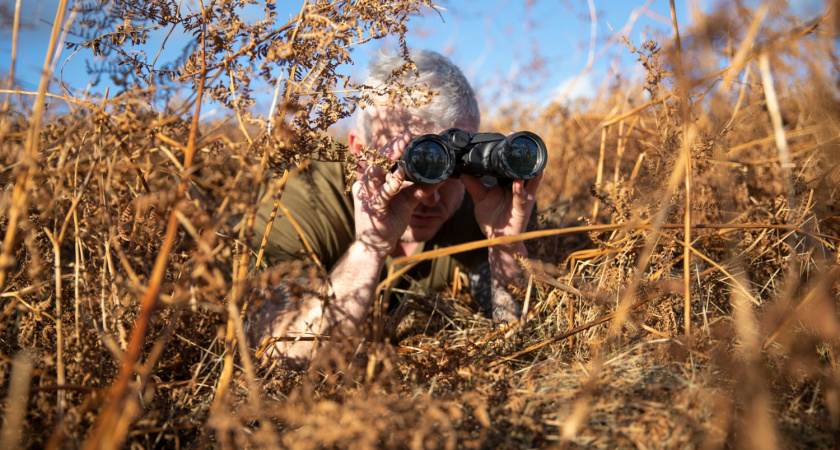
left=2, top=0, right=840, bottom=448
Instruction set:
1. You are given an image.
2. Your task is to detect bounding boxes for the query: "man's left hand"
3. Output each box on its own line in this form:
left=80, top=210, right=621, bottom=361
left=461, top=172, right=542, bottom=321
left=460, top=173, right=542, bottom=251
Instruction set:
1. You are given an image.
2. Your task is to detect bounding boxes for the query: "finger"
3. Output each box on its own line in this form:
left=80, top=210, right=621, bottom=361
left=378, top=166, right=406, bottom=205
left=515, top=173, right=543, bottom=202
left=460, top=173, right=489, bottom=204
left=512, top=179, right=526, bottom=200
left=357, top=165, right=402, bottom=215
left=357, top=165, right=389, bottom=212
left=511, top=179, right=529, bottom=212
left=361, top=163, right=385, bottom=193
left=512, top=173, right=543, bottom=216
left=524, top=172, right=543, bottom=201
left=381, top=131, right=412, bottom=161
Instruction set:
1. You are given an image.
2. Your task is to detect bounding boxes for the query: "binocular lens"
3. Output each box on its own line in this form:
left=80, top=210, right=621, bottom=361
left=505, top=136, right=542, bottom=178
left=408, top=140, right=451, bottom=181
left=401, top=129, right=545, bottom=183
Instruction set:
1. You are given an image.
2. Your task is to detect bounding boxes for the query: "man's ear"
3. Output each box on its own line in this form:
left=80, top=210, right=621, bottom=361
left=348, top=129, right=364, bottom=157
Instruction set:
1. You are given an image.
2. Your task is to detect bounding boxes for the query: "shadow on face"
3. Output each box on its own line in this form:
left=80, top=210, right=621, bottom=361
left=350, top=105, right=480, bottom=243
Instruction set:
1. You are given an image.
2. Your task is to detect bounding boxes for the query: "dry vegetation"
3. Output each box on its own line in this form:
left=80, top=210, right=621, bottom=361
left=2, top=0, right=840, bottom=448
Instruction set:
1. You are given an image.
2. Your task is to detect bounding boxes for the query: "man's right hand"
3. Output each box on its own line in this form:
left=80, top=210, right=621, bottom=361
left=351, top=131, right=442, bottom=257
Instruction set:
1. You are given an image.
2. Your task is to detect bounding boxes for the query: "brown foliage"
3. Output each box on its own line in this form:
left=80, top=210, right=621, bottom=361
left=2, top=0, right=840, bottom=448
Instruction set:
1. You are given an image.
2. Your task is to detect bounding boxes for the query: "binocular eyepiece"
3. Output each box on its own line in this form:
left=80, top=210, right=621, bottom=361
left=397, top=128, right=547, bottom=184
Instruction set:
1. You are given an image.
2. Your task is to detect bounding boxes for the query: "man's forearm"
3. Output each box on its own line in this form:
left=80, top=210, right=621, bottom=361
left=255, top=241, right=388, bottom=365
left=324, top=241, right=390, bottom=334
left=487, top=243, right=527, bottom=322
left=488, top=242, right=527, bottom=282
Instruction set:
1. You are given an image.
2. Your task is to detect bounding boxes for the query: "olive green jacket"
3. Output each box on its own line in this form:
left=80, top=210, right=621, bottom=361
left=252, top=161, right=489, bottom=294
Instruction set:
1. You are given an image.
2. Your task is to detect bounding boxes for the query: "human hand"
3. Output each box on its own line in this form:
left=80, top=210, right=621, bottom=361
left=461, top=170, right=542, bottom=283
left=351, top=132, right=443, bottom=256
left=460, top=173, right=542, bottom=248
left=462, top=171, right=541, bottom=312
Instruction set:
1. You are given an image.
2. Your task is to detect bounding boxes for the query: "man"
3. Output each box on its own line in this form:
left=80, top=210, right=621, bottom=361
left=249, top=50, right=542, bottom=366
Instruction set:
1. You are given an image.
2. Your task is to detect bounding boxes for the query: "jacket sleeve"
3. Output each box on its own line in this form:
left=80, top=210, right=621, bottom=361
left=251, top=162, right=354, bottom=271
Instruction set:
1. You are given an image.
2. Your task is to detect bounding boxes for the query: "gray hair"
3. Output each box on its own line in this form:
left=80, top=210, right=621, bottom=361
left=356, top=50, right=480, bottom=143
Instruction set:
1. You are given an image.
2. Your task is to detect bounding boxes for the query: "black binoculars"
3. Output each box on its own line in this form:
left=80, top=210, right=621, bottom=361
left=396, top=128, right=547, bottom=184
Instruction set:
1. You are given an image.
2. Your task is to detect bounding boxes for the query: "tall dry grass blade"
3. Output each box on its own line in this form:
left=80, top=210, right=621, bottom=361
left=213, top=190, right=265, bottom=416
left=559, top=359, right=603, bottom=444
left=682, top=143, right=692, bottom=342
left=603, top=93, right=673, bottom=126
left=730, top=267, right=780, bottom=448
left=607, top=123, right=698, bottom=339
left=669, top=0, right=694, bottom=343
left=51, top=0, right=78, bottom=86
left=276, top=198, right=327, bottom=277
left=73, top=154, right=83, bottom=338
left=763, top=265, right=840, bottom=350
left=727, top=124, right=820, bottom=154
left=83, top=3, right=211, bottom=447
left=533, top=273, right=598, bottom=302
left=255, top=168, right=292, bottom=269
left=43, top=228, right=66, bottom=423
left=0, top=0, right=68, bottom=290
left=591, top=127, right=607, bottom=222
left=722, top=64, right=752, bottom=134
left=0, top=0, right=72, bottom=426
left=612, top=116, right=638, bottom=184
left=518, top=275, right=534, bottom=332
left=721, top=4, right=767, bottom=92
left=668, top=0, right=684, bottom=77
left=0, top=350, right=33, bottom=450
left=266, top=64, right=286, bottom=134
left=759, top=53, right=795, bottom=209
left=0, top=0, right=21, bottom=132
left=211, top=315, right=236, bottom=416
left=697, top=9, right=831, bottom=88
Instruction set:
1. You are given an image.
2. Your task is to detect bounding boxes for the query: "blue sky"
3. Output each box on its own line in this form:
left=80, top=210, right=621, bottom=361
left=0, top=0, right=827, bottom=125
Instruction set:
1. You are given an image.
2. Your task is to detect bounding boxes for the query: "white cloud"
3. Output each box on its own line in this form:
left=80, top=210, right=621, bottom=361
left=551, top=71, right=599, bottom=104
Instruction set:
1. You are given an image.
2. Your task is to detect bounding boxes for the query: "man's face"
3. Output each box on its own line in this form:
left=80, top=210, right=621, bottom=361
left=358, top=106, right=478, bottom=243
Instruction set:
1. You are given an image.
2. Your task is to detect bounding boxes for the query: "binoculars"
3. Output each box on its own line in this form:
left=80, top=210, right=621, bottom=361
left=396, top=128, right=547, bottom=184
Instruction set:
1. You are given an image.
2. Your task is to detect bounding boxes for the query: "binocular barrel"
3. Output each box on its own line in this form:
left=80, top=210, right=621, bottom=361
left=397, top=128, right=547, bottom=184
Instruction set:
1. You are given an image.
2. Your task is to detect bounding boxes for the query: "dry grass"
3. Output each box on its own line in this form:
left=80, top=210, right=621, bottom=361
left=2, top=0, right=840, bottom=448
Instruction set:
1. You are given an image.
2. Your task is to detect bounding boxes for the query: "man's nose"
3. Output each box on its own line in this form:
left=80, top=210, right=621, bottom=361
left=418, top=189, right=440, bottom=207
